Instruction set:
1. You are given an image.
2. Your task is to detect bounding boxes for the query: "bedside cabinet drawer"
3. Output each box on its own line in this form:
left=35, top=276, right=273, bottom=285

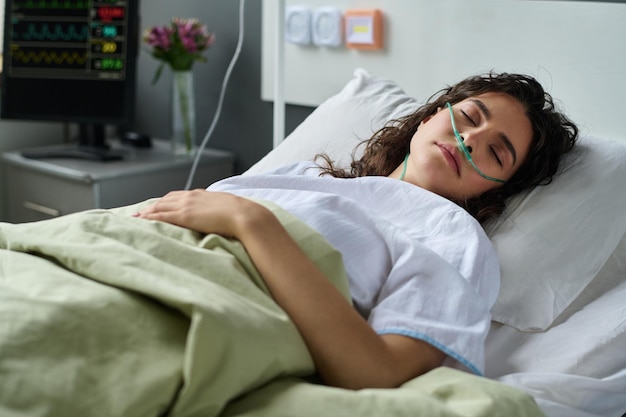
left=6, top=165, right=94, bottom=223
left=2, top=142, right=235, bottom=224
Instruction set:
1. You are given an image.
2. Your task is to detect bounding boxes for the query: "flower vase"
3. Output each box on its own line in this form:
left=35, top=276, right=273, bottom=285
left=171, top=70, right=196, bottom=156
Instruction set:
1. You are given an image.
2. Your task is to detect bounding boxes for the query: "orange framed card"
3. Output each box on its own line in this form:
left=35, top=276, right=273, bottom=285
left=344, top=9, right=383, bottom=50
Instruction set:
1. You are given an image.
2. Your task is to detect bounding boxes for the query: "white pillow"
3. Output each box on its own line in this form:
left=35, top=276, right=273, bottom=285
left=247, top=68, right=626, bottom=332
left=246, top=68, right=419, bottom=175
left=486, top=234, right=626, bottom=417
left=489, top=136, right=626, bottom=330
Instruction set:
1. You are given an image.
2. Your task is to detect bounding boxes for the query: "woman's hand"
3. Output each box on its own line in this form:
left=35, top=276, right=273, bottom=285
left=134, top=189, right=260, bottom=238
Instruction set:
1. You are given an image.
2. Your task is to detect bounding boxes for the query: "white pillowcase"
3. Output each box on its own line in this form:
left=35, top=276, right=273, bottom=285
left=247, top=68, right=626, bottom=332
left=485, top=235, right=626, bottom=417
left=488, top=135, right=626, bottom=330
left=246, top=68, right=419, bottom=175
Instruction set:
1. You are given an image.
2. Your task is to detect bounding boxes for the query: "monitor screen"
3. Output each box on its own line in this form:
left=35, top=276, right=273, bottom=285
left=0, top=0, right=139, bottom=160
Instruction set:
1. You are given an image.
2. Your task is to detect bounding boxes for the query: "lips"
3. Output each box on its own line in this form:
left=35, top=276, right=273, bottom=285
left=436, top=143, right=461, bottom=176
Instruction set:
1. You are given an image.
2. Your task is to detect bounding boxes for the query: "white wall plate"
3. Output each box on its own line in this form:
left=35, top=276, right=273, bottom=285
left=313, top=7, right=343, bottom=47
left=285, top=5, right=312, bottom=45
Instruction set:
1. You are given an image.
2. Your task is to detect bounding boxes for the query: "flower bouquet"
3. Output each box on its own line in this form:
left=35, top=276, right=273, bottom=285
left=143, top=17, right=216, bottom=84
left=143, top=17, right=216, bottom=155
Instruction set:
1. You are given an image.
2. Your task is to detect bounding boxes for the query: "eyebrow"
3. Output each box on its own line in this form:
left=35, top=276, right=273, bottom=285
left=469, top=99, right=518, bottom=166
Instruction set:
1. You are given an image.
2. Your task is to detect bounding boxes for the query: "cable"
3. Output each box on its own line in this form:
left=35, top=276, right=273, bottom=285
left=185, top=0, right=245, bottom=190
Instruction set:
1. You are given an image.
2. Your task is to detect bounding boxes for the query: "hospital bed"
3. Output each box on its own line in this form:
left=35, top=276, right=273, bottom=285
left=248, top=67, right=626, bottom=417
left=257, top=1, right=626, bottom=416
left=0, top=1, right=624, bottom=416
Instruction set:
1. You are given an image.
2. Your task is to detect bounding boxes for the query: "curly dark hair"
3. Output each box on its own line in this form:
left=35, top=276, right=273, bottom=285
left=317, top=72, right=578, bottom=225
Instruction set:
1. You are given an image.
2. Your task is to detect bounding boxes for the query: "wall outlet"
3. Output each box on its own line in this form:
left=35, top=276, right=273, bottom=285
left=312, top=7, right=343, bottom=47
left=285, top=6, right=312, bottom=45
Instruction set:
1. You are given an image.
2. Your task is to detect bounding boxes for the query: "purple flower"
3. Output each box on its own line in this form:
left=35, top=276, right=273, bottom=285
left=144, top=26, right=173, bottom=49
left=143, top=17, right=215, bottom=83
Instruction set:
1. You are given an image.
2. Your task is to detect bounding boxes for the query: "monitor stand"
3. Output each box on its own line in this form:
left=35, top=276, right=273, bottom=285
left=21, top=124, right=125, bottom=162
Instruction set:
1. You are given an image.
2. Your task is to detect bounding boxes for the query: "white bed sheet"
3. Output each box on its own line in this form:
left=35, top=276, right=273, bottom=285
left=485, top=234, right=626, bottom=417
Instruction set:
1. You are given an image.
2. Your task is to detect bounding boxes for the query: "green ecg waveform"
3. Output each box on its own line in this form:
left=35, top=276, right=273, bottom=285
left=12, top=49, right=87, bottom=65
left=14, top=0, right=89, bottom=9
left=16, top=24, right=89, bottom=41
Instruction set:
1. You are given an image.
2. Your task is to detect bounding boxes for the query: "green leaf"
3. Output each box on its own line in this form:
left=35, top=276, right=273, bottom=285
left=151, top=62, right=165, bottom=85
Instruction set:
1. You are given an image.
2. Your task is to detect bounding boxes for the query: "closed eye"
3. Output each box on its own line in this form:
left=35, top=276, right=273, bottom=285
left=461, top=110, right=476, bottom=126
left=490, top=146, right=503, bottom=166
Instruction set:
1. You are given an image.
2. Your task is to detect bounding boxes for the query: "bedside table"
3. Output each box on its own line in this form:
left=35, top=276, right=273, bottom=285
left=2, top=139, right=235, bottom=223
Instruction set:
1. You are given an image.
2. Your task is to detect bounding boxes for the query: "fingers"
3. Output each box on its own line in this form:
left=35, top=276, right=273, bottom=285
left=133, top=189, right=258, bottom=237
left=133, top=190, right=196, bottom=219
left=133, top=189, right=230, bottom=233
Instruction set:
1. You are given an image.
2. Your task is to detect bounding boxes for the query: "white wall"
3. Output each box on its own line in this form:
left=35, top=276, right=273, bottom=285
left=262, top=0, right=626, bottom=143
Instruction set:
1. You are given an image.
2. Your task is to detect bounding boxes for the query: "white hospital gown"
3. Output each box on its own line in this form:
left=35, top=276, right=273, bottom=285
left=208, top=161, right=500, bottom=375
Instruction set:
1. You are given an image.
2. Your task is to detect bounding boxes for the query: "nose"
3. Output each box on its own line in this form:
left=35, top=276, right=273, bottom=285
left=460, top=135, right=473, bottom=154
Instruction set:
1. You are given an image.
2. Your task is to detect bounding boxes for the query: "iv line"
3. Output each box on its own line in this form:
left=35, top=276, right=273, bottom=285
left=399, top=153, right=409, bottom=181
left=185, top=0, right=245, bottom=190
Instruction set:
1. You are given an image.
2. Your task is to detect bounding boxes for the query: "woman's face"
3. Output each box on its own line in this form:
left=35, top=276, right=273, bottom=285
left=393, top=92, right=533, bottom=201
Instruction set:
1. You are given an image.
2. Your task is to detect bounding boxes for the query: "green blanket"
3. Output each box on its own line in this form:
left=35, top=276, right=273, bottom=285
left=0, top=200, right=546, bottom=417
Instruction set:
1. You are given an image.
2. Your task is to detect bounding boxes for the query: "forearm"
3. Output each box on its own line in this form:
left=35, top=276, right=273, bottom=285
left=233, top=202, right=442, bottom=389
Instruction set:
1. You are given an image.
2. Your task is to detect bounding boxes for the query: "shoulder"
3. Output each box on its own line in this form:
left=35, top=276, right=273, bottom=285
left=208, top=160, right=323, bottom=191
left=248, top=160, right=322, bottom=177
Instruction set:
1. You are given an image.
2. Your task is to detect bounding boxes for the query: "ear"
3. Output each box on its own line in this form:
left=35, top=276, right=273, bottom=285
left=420, top=108, right=441, bottom=125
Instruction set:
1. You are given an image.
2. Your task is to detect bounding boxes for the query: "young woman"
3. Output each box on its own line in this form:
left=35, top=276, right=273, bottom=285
left=135, top=72, right=578, bottom=390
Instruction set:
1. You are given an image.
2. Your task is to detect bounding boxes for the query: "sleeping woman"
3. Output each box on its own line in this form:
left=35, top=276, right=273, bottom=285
left=135, top=72, right=578, bottom=390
